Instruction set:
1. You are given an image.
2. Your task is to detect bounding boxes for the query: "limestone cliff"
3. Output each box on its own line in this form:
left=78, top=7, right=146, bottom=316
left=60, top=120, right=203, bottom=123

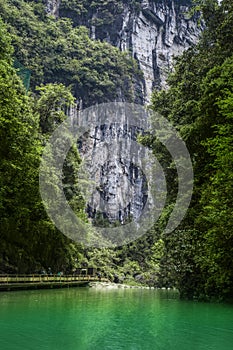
left=44, top=0, right=202, bottom=230
left=46, top=0, right=203, bottom=103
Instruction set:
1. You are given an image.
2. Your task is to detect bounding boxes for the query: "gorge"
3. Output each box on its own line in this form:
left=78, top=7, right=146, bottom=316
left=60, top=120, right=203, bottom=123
left=42, top=0, right=202, bottom=230
left=1, top=0, right=232, bottom=301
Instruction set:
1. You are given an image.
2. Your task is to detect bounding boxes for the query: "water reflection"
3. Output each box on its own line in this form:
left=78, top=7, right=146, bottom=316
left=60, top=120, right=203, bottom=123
left=0, top=288, right=233, bottom=350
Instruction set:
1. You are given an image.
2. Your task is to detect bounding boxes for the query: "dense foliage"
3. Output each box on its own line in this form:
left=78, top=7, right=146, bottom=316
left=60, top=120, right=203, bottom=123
left=0, top=18, right=87, bottom=274
left=0, top=0, right=140, bottom=275
left=0, top=0, right=139, bottom=107
left=149, top=0, right=233, bottom=300
left=0, top=0, right=232, bottom=301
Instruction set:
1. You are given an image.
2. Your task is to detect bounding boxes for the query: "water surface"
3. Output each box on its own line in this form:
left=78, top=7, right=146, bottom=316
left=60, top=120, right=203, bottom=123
left=0, top=287, right=233, bottom=349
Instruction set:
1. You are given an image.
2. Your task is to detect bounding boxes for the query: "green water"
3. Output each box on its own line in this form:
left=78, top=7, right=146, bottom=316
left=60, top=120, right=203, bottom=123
left=0, top=288, right=233, bottom=350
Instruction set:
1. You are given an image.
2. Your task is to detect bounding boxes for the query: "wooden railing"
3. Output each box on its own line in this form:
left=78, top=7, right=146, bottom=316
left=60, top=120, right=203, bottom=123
left=0, top=275, right=108, bottom=284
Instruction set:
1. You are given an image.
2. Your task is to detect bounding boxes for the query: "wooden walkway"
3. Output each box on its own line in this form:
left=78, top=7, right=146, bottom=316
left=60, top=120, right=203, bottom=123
left=0, top=275, right=108, bottom=292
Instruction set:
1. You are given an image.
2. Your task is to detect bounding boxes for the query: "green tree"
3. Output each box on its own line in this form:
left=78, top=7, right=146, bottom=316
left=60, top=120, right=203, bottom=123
left=196, top=57, right=233, bottom=299
left=0, top=0, right=139, bottom=107
left=0, top=19, right=41, bottom=272
left=149, top=0, right=233, bottom=300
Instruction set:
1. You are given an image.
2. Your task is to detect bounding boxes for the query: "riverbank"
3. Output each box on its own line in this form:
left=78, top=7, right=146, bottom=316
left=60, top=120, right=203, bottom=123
left=89, top=281, right=155, bottom=289
left=0, top=275, right=108, bottom=292
left=0, top=275, right=175, bottom=292
left=89, top=282, right=178, bottom=291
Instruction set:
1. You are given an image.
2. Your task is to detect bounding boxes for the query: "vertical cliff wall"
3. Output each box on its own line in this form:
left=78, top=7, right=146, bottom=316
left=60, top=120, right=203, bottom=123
left=47, top=0, right=203, bottom=103
left=44, top=0, right=202, bottom=229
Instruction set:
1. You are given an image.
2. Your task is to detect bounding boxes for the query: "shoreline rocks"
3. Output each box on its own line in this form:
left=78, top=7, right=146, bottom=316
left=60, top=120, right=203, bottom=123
left=89, top=282, right=155, bottom=289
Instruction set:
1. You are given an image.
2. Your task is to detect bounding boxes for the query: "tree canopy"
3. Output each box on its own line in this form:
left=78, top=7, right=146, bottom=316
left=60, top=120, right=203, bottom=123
left=149, top=0, right=233, bottom=300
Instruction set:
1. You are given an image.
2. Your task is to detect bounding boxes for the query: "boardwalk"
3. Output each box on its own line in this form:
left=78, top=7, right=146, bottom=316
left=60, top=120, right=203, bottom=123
left=0, top=274, right=108, bottom=292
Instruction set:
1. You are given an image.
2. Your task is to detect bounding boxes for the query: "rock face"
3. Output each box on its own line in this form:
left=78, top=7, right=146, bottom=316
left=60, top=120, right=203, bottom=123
left=45, top=0, right=202, bottom=233
left=77, top=103, right=157, bottom=231
left=45, top=0, right=60, bottom=17
left=46, top=0, right=203, bottom=103
left=124, top=0, right=202, bottom=102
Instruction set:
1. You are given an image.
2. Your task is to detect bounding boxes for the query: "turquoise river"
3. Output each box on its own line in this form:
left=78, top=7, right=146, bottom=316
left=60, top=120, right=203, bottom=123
left=0, top=287, right=233, bottom=349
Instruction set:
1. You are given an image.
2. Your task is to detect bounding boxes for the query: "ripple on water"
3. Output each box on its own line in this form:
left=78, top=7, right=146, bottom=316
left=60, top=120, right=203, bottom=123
left=0, top=288, right=233, bottom=350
